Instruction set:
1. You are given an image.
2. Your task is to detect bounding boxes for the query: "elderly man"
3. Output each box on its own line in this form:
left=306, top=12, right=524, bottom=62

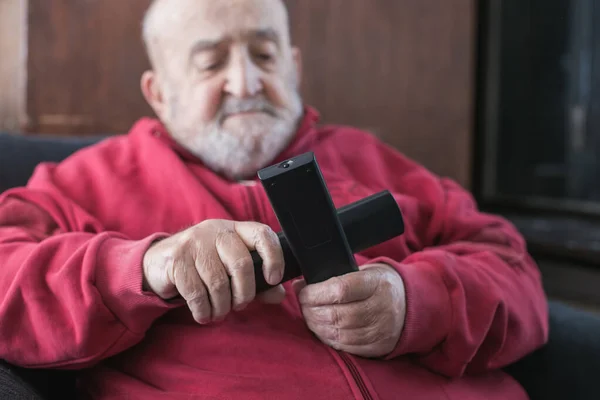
left=0, top=0, right=548, bottom=399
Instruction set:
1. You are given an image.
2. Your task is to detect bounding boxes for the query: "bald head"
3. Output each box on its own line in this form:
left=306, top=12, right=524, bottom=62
left=142, top=0, right=292, bottom=69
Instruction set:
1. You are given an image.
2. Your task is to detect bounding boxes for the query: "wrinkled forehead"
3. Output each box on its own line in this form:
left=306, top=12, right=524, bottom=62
left=152, top=0, right=290, bottom=51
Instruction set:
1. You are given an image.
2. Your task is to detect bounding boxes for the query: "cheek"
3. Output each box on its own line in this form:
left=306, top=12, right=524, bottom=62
left=262, top=77, right=295, bottom=110
left=181, top=80, right=224, bottom=124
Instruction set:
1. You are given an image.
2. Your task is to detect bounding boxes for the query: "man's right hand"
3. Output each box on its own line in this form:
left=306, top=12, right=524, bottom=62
left=142, top=220, right=286, bottom=324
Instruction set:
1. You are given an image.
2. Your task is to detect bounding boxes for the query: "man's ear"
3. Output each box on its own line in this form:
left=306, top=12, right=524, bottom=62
left=291, top=47, right=302, bottom=87
left=141, top=70, right=166, bottom=119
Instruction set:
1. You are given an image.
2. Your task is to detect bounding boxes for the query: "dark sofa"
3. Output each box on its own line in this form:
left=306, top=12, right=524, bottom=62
left=1, top=132, right=600, bottom=399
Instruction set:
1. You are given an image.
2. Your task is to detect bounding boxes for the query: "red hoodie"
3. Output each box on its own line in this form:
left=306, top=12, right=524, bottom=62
left=0, top=107, right=548, bottom=400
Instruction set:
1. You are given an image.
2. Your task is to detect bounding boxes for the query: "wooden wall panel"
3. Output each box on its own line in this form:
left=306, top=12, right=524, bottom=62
left=285, top=0, right=476, bottom=187
left=26, top=0, right=153, bottom=135
left=6, top=0, right=475, bottom=185
left=0, top=0, right=27, bottom=132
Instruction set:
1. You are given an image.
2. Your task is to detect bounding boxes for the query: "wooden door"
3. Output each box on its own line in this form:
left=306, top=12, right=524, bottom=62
left=26, top=0, right=153, bottom=135
left=0, top=0, right=27, bottom=132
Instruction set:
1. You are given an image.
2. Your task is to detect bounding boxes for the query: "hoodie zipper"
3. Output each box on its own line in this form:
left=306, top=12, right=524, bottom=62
left=338, top=352, right=374, bottom=400
left=246, top=181, right=373, bottom=400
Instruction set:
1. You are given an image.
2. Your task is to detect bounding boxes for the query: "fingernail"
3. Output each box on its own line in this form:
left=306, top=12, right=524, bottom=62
left=269, top=270, right=282, bottom=285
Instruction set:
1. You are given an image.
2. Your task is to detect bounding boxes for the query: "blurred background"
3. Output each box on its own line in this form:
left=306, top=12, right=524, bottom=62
left=1, top=0, right=599, bottom=311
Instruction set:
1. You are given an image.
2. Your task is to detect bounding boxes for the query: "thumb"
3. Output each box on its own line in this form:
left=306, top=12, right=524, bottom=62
left=257, top=284, right=286, bottom=304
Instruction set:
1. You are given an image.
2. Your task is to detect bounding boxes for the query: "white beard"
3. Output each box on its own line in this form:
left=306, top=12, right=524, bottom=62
left=164, top=68, right=304, bottom=180
left=188, top=110, right=300, bottom=180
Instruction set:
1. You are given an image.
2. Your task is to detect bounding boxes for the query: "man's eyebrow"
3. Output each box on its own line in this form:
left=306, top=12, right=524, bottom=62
left=189, top=39, right=222, bottom=55
left=191, top=28, right=280, bottom=50
left=252, top=28, right=280, bottom=45
left=188, top=29, right=281, bottom=61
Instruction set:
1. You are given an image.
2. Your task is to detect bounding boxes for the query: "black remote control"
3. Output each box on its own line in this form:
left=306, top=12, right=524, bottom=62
left=258, top=152, right=358, bottom=284
left=251, top=189, right=404, bottom=293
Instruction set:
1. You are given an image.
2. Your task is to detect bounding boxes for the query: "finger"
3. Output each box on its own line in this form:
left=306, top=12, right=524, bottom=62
left=171, top=253, right=211, bottom=324
left=257, top=284, right=286, bottom=304
left=322, top=341, right=383, bottom=359
left=234, top=222, right=284, bottom=286
left=297, top=270, right=379, bottom=307
left=215, top=230, right=255, bottom=311
left=307, top=322, right=381, bottom=347
left=305, top=318, right=390, bottom=358
left=301, top=302, right=376, bottom=330
left=194, top=246, right=232, bottom=322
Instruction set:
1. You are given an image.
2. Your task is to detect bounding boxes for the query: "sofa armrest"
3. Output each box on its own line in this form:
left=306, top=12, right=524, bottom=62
left=0, top=133, right=105, bottom=192
left=506, top=301, right=600, bottom=400
left=0, top=361, right=46, bottom=399
left=0, top=361, right=77, bottom=400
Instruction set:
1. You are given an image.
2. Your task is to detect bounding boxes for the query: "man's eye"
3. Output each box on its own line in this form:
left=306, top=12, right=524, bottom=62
left=203, top=61, right=223, bottom=71
left=256, top=53, right=273, bottom=62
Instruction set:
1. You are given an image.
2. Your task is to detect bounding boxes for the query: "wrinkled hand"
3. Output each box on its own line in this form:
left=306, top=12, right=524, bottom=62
left=294, top=264, right=406, bottom=358
left=142, top=220, right=286, bottom=324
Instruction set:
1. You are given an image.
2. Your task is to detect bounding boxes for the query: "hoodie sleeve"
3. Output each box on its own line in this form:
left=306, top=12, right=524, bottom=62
left=0, top=177, right=178, bottom=369
left=345, top=133, right=549, bottom=378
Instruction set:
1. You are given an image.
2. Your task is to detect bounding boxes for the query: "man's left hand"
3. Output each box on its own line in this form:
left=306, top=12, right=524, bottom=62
left=293, top=264, right=406, bottom=358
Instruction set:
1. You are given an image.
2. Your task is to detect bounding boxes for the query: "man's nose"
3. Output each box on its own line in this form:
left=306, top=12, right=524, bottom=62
left=224, top=56, right=263, bottom=98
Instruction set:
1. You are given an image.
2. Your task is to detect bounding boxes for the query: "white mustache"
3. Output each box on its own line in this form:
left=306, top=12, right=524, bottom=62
left=220, top=96, right=278, bottom=119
